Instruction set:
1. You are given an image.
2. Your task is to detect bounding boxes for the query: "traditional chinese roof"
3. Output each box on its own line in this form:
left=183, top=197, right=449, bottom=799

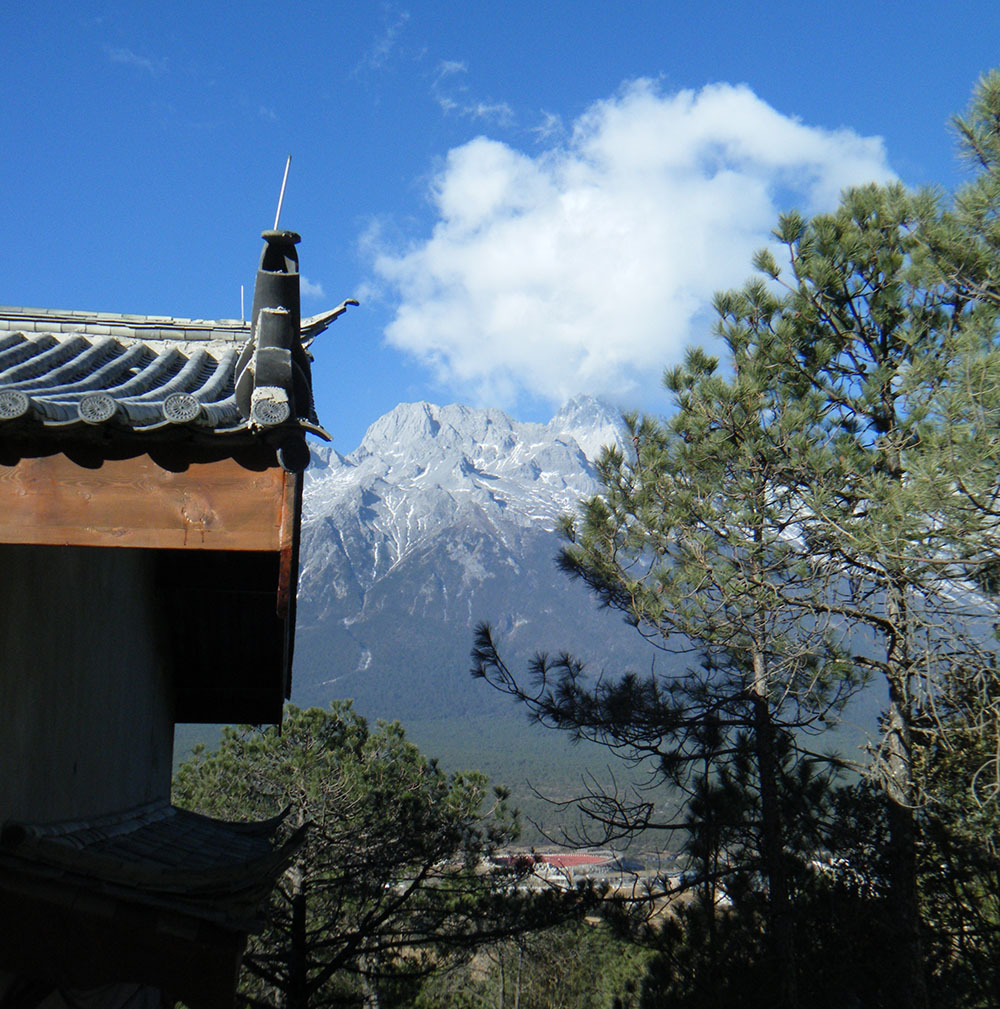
left=0, top=228, right=357, bottom=475
left=0, top=307, right=251, bottom=431
left=0, top=299, right=354, bottom=470
left=0, top=799, right=299, bottom=925
left=0, top=226, right=331, bottom=1007
left=0, top=800, right=304, bottom=1009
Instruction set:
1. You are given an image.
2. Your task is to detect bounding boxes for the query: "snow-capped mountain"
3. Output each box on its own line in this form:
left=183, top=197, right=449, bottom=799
left=299, top=397, right=627, bottom=605
left=292, top=396, right=643, bottom=722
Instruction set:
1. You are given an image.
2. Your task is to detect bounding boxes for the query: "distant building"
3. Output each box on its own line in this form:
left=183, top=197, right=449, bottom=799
left=0, top=229, right=355, bottom=1008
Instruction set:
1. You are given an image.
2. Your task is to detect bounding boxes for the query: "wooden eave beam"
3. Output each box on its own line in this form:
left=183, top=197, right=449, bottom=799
left=0, top=453, right=298, bottom=552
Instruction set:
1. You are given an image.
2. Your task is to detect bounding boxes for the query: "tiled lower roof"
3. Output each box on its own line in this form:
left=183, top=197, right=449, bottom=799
left=1, top=799, right=302, bottom=925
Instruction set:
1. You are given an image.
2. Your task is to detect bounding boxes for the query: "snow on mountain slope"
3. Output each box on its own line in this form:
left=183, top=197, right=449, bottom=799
left=292, top=396, right=638, bottom=722
left=298, top=396, right=627, bottom=611
left=290, top=395, right=884, bottom=759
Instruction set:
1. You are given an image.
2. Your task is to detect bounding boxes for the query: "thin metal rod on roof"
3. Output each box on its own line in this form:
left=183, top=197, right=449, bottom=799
left=273, top=155, right=292, bottom=230
left=241, top=285, right=245, bottom=324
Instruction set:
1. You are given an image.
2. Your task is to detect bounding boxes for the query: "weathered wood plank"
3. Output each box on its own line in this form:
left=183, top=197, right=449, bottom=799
left=0, top=454, right=288, bottom=550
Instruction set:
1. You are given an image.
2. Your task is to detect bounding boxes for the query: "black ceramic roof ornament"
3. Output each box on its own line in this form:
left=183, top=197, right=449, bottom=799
left=235, top=229, right=310, bottom=469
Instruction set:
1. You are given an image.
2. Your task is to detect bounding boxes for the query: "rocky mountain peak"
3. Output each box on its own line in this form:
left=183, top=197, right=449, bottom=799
left=348, top=397, right=627, bottom=467
left=293, top=396, right=643, bottom=724
left=549, top=394, right=630, bottom=463
left=298, top=397, right=626, bottom=613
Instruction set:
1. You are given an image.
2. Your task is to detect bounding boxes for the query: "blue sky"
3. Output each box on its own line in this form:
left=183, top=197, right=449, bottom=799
left=3, top=2, right=1000, bottom=451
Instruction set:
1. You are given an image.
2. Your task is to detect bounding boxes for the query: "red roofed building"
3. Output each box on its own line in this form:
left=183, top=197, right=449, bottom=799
left=535, top=852, right=614, bottom=870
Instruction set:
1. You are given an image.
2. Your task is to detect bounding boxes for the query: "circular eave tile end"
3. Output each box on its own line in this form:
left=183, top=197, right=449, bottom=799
left=0, top=390, right=30, bottom=420
left=250, top=389, right=291, bottom=426
left=78, top=393, right=118, bottom=424
left=163, top=392, right=202, bottom=424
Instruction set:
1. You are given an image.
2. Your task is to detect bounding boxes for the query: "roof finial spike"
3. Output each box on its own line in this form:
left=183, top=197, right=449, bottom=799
left=273, top=155, right=292, bottom=231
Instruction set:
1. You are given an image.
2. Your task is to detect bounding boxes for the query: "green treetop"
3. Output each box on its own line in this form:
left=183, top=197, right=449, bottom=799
left=174, top=702, right=550, bottom=1009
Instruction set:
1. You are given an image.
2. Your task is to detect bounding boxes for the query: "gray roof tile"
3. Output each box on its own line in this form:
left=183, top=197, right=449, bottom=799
left=0, top=300, right=355, bottom=465
left=0, top=325, right=244, bottom=432
left=0, top=799, right=302, bottom=926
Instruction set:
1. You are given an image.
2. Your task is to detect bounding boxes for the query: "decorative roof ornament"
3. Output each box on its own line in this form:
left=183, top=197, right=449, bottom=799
left=234, top=228, right=313, bottom=470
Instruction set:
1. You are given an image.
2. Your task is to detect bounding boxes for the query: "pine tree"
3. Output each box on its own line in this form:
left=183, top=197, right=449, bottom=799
left=726, top=168, right=1000, bottom=1006
left=476, top=305, right=857, bottom=1008
left=476, top=74, right=1000, bottom=1008
left=173, top=703, right=568, bottom=1009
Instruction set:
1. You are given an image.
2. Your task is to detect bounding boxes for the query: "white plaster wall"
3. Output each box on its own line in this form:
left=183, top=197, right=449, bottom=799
left=0, top=544, right=175, bottom=824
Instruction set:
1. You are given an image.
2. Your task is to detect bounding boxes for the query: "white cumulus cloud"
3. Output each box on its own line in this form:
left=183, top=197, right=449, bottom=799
left=373, top=79, right=896, bottom=407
